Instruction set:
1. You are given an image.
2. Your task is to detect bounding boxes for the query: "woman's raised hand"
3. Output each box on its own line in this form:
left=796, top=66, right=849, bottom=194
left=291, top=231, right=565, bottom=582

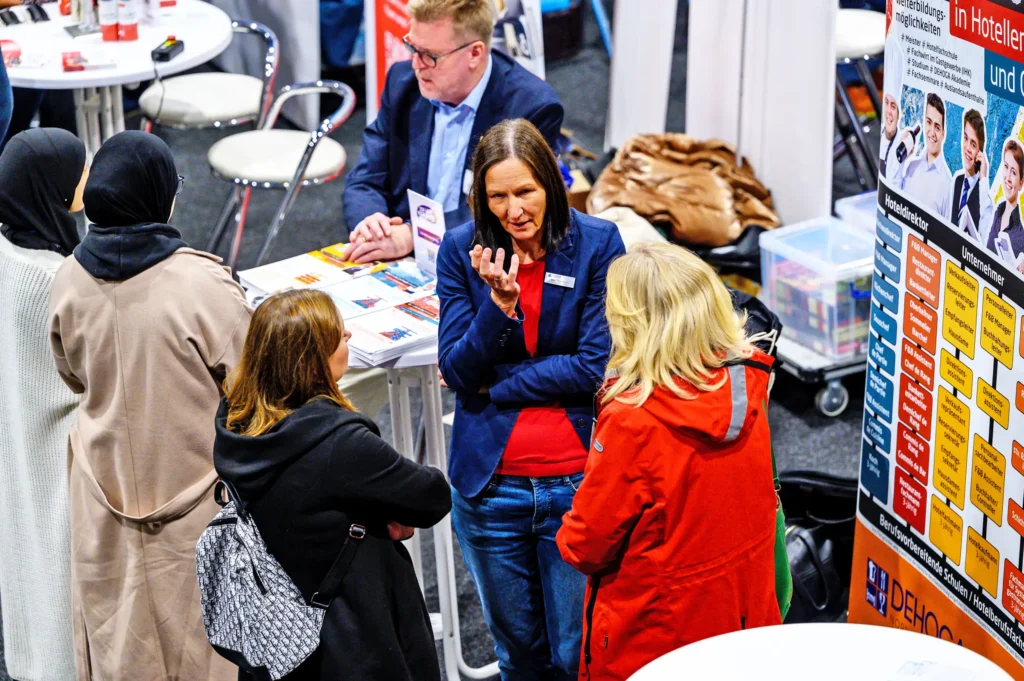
left=470, top=245, right=520, bottom=316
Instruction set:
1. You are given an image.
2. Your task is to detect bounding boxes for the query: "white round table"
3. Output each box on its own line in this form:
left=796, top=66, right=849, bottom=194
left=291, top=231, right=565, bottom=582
left=627, top=624, right=1015, bottom=681
left=1, top=0, right=232, bottom=156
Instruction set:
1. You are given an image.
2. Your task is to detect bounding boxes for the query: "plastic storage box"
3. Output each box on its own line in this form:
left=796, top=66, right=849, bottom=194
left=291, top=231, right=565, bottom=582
left=834, top=190, right=878, bottom=234
left=759, top=217, right=875, bottom=362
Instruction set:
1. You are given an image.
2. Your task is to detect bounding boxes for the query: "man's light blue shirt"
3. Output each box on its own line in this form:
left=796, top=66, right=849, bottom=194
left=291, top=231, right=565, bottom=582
left=426, top=56, right=493, bottom=213
left=896, top=148, right=952, bottom=219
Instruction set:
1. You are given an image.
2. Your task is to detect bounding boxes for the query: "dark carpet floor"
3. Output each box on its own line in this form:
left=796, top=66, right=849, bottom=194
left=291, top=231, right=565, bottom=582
left=0, top=1, right=874, bottom=679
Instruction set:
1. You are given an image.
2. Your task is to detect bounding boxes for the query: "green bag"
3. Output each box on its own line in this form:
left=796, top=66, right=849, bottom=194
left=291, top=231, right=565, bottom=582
left=772, top=441, right=793, bottom=621
left=761, top=395, right=792, bottom=620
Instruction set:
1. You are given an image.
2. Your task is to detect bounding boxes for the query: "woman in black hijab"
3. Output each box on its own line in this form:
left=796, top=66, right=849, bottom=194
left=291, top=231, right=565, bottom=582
left=74, top=129, right=188, bottom=280
left=0, top=127, right=86, bottom=254
left=0, top=128, right=87, bottom=681
left=48, top=129, right=251, bottom=681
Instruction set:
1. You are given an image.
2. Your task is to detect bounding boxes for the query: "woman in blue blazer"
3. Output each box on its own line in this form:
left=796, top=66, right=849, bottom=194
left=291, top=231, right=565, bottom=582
left=437, top=119, right=625, bottom=680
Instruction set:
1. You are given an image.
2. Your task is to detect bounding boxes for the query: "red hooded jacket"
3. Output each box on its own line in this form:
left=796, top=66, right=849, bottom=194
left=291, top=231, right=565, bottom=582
left=556, top=352, right=781, bottom=681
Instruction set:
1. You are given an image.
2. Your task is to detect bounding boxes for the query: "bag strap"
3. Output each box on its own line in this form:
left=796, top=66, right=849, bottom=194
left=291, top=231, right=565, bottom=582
left=724, top=356, right=778, bottom=489
left=724, top=357, right=774, bottom=374
left=310, top=523, right=367, bottom=609
left=789, top=529, right=834, bottom=611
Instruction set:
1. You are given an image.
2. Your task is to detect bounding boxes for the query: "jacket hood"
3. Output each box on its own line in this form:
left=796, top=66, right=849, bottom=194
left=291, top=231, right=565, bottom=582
left=74, top=222, right=188, bottom=280
left=214, top=397, right=375, bottom=502
left=622, top=352, right=774, bottom=443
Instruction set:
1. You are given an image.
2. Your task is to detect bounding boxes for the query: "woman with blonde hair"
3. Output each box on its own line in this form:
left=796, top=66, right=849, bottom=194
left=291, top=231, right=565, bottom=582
left=556, top=242, right=781, bottom=681
left=214, top=289, right=452, bottom=681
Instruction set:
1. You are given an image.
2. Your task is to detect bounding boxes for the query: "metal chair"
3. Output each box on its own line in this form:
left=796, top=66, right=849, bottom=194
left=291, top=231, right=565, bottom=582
left=834, top=8, right=885, bottom=190
left=205, top=80, right=357, bottom=270
left=139, top=21, right=279, bottom=131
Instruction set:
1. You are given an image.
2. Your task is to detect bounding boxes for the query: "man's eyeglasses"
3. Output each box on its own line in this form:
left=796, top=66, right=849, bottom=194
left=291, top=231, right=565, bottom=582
left=175, top=174, right=185, bottom=195
left=402, top=36, right=478, bottom=68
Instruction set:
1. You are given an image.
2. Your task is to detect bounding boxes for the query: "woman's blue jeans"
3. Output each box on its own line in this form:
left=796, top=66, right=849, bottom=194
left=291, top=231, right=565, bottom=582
left=452, top=474, right=586, bottom=681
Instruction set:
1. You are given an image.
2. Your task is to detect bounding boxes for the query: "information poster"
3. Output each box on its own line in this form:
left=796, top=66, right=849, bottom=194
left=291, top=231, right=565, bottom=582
left=849, top=2, right=1024, bottom=677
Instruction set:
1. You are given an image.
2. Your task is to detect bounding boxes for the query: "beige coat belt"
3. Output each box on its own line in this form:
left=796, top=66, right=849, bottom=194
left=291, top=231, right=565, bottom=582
left=69, top=428, right=218, bottom=526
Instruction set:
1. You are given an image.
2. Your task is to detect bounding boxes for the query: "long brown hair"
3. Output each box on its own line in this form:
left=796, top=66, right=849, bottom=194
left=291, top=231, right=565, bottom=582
left=225, top=289, right=354, bottom=436
left=469, top=118, right=570, bottom=260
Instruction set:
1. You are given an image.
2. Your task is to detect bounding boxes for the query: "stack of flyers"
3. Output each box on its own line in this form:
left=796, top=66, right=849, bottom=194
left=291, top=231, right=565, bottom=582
left=370, top=259, right=435, bottom=294
left=347, top=294, right=440, bottom=365
left=321, top=274, right=422, bottom=320
left=238, top=242, right=384, bottom=298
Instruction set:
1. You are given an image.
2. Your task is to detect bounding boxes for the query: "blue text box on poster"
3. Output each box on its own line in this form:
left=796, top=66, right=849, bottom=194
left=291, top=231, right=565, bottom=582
left=861, top=439, right=891, bottom=503
left=865, top=366, right=894, bottom=423
left=865, top=415, right=893, bottom=452
left=872, top=276, right=899, bottom=314
left=875, top=241, right=902, bottom=283
left=869, top=333, right=896, bottom=376
left=876, top=214, right=903, bottom=252
left=871, top=306, right=898, bottom=345
left=985, top=50, right=1024, bottom=107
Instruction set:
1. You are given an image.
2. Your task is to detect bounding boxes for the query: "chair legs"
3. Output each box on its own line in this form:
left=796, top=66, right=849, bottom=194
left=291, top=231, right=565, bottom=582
left=853, top=59, right=883, bottom=120
left=207, top=186, right=242, bottom=254
left=226, top=187, right=253, bottom=272
left=253, top=181, right=304, bottom=267
left=252, top=147, right=316, bottom=267
left=835, top=66, right=877, bottom=191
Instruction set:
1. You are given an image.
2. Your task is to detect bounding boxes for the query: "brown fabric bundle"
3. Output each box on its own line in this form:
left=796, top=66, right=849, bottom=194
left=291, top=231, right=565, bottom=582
left=587, top=134, right=780, bottom=248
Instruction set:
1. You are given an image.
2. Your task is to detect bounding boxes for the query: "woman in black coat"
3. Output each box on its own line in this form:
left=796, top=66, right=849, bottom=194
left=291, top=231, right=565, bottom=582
left=213, top=288, right=451, bottom=681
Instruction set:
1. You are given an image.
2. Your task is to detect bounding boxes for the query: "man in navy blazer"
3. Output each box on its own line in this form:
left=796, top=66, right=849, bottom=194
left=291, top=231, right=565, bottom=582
left=341, top=0, right=563, bottom=263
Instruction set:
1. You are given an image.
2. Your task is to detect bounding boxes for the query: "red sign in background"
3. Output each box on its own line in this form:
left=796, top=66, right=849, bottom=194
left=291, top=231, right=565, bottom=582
left=952, top=0, right=1024, bottom=64
left=375, top=0, right=411, bottom=105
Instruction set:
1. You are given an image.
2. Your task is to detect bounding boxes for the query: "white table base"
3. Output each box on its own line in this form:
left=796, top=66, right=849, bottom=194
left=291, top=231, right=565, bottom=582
left=72, top=85, right=127, bottom=160
left=386, top=365, right=500, bottom=680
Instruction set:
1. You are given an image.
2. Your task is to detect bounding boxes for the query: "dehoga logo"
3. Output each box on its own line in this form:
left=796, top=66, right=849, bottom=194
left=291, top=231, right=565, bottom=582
left=866, top=557, right=964, bottom=645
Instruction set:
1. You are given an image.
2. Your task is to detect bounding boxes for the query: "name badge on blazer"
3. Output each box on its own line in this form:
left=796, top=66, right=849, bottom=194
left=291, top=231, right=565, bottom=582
left=544, top=272, right=576, bottom=288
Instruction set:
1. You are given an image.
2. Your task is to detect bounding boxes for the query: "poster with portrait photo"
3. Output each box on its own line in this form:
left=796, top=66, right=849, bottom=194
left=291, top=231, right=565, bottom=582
left=850, top=1, right=1024, bottom=678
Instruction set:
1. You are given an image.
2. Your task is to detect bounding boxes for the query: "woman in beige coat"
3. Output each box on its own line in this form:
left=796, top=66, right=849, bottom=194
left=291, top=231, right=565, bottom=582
left=47, top=131, right=251, bottom=681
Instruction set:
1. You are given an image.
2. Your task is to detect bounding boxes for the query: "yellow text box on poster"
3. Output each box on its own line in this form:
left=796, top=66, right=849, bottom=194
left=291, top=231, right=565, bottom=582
left=935, top=386, right=970, bottom=509
left=971, top=435, right=1006, bottom=526
left=977, top=379, right=1011, bottom=430
left=929, top=496, right=964, bottom=565
left=966, top=527, right=1000, bottom=597
left=940, top=349, right=973, bottom=398
left=981, top=289, right=1016, bottom=369
left=942, top=263, right=979, bottom=359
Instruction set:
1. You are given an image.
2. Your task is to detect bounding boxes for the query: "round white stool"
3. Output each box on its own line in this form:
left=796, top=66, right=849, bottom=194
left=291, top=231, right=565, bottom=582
left=208, top=130, right=347, bottom=185
left=140, top=72, right=265, bottom=128
left=205, top=80, right=356, bottom=270
left=835, top=8, right=886, bottom=61
left=139, top=21, right=278, bottom=130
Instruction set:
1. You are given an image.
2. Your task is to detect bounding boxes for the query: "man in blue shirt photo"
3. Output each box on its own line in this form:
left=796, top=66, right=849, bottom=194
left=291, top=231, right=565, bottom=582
left=341, top=0, right=563, bottom=263
left=895, top=92, right=953, bottom=219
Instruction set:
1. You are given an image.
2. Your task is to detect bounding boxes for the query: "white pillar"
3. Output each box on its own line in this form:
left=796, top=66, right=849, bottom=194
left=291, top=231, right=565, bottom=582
left=604, top=0, right=678, bottom=151
left=686, top=0, right=838, bottom=225
left=684, top=0, right=746, bottom=146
